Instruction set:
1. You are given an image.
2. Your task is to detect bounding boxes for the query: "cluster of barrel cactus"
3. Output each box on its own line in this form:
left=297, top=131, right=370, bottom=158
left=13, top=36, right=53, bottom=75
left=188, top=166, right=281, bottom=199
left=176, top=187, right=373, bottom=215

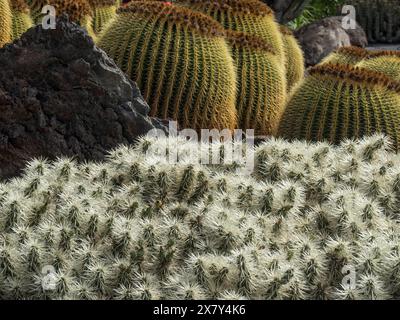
left=0, top=0, right=120, bottom=44
left=0, top=0, right=12, bottom=47
left=1, top=133, right=400, bottom=299
left=98, top=2, right=238, bottom=131
left=0, top=0, right=34, bottom=46
left=278, top=46, right=400, bottom=149
left=9, top=0, right=33, bottom=40
left=350, top=0, right=400, bottom=43
left=98, top=0, right=304, bottom=135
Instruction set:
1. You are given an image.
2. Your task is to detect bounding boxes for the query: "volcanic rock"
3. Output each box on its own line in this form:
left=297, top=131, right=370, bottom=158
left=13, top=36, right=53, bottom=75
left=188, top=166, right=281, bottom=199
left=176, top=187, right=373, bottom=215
left=262, top=0, right=311, bottom=23
left=0, top=15, right=165, bottom=179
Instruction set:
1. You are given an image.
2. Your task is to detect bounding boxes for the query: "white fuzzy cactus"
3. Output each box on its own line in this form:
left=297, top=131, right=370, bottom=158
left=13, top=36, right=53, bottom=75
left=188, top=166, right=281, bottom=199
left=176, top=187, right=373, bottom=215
left=1, top=134, right=400, bottom=299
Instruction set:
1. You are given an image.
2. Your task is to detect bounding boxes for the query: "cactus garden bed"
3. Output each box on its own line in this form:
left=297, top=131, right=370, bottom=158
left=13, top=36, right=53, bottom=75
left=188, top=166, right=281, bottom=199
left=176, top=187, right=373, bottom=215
left=1, top=134, right=400, bottom=299
left=1, top=0, right=400, bottom=301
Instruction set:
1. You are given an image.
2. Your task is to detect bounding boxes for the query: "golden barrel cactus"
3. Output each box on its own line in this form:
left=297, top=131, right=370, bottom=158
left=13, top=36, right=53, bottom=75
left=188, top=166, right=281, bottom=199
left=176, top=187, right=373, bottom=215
left=356, top=51, right=400, bottom=82
left=88, top=0, right=118, bottom=35
left=320, top=46, right=369, bottom=66
left=0, top=0, right=12, bottom=47
left=98, top=1, right=237, bottom=131
left=278, top=63, right=400, bottom=148
left=176, top=0, right=286, bottom=66
left=226, top=30, right=286, bottom=135
left=280, top=25, right=304, bottom=92
left=10, top=0, right=33, bottom=41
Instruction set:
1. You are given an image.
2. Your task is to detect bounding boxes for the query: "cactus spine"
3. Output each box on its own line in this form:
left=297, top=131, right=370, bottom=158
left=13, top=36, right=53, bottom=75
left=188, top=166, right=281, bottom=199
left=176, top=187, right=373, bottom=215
left=0, top=0, right=12, bottom=47
left=26, top=0, right=96, bottom=40
left=226, top=30, right=286, bottom=135
left=357, top=51, right=400, bottom=82
left=279, top=25, right=304, bottom=92
left=98, top=1, right=237, bottom=131
left=176, top=0, right=286, bottom=66
left=320, top=46, right=369, bottom=66
left=25, top=0, right=46, bottom=24
left=52, top=0, right=96, bottom=40
left=9, top=0, right=33, bottom=41
left=277, top=63, right=400, bottom=148
left=88, top=0, right=118, bottom=35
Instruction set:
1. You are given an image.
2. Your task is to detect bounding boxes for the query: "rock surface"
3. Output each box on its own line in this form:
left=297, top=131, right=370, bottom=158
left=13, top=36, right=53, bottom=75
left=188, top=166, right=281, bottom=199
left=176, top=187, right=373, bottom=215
left=295, top=16, right=368, bottom=66
left=0, top=15, right=164, bottom=179
left=262, top=0, right=311, bottom=23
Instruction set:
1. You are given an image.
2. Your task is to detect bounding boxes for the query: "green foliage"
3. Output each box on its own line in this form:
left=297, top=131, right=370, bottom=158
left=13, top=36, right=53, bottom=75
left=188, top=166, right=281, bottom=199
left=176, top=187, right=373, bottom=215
left=289, top=0, right=345, bottom=29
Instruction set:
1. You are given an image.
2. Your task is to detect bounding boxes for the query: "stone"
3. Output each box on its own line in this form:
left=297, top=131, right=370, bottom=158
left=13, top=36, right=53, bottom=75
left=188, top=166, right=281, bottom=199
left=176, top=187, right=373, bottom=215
left=0, top=15, right=165, bottom=179
left=295, top=16, right=367, bottom=66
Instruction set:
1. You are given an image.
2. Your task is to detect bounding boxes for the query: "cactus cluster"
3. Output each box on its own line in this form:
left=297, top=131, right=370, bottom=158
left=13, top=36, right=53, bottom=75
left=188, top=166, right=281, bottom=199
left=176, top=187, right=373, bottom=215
left=98, top=1, right=237, bottom=131
left=226, top=30, right=286, bottom=135
left=0, top=0, right=12, bottom=47
left=357, top=51, right=400, bottom=82
left=24, top=0, right=46, bottom=24
left=277, top=63, right=400, bottom=148
left=24, top=0, right=97, bottom=39
left=350, top=0, right=400, bottom=44
left=321, top=46, right=369, bottom=66
left=279, top=25, right=304, bottom=92
left=88, top=0, right=118, bottom=35
left=176, top=0, right=286, bottom=66
left=9, top=0, right=33, bottom=41
left=1, top=133, right=400, bottom=299
left=99, top=0, right=304, bottom=135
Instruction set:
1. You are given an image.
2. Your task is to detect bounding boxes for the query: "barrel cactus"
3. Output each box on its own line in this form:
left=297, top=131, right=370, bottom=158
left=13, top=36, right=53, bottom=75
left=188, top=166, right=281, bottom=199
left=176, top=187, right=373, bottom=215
left=51, top=0, right=96, bottom=39
left=98, top=1, right=237, bottom=131
left=176, top=0, right=286, bottom=66
left=280, top=25, right=304, bottom=92
left=10, top=0, right=33, bottom=41
left=226, top=30, right=286, bottom=135
left=320, top=46, right=369, bottom=66
left=0, top=0, right=12, bottom=47
left=357, top=51, right=400, bottom=82
left=277, top=63, right=400, bottom=148
left=26, top=0, right=96, bottom=40
left=88, top=0, right=118, bottom=35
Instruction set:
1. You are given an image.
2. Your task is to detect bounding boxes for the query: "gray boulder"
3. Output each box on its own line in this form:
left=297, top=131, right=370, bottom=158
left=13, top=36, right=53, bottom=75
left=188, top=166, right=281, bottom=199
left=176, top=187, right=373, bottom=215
left=295, top=16, right=367, bottom=66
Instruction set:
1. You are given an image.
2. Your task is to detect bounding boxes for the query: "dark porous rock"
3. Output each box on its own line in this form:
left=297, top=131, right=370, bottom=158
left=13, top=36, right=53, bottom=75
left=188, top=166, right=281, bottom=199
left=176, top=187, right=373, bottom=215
left=262, top=0, right=311, bottom=23
left=295, top=16, right=367, bottom=66
left=0, top=15, right=165, bottom=179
